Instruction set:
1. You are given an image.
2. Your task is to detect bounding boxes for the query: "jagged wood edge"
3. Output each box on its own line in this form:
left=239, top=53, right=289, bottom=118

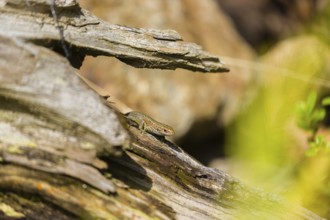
left=0, top=1, right=229, bottom=73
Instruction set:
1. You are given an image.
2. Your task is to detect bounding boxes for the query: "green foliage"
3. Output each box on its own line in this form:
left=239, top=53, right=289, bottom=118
left=295, top=92, right=325, bottom=132
left=306, top=135, right=330, bottom=157
left=296, top=92, right=330, bottom=157
left=322, top=97, right=330, bottom=106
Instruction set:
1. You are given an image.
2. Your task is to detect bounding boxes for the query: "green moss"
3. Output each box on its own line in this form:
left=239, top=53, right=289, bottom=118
left=176, top=168, right=195, bottom=187
left=0, top=202, right=25, bottom=218
left=7, top=146, right=24, bottom=154
left=80, top=142, right=95, bottom=150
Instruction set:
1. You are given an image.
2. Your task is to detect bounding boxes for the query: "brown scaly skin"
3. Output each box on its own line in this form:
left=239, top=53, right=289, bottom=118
left=124, top=111, right=174, bottom=137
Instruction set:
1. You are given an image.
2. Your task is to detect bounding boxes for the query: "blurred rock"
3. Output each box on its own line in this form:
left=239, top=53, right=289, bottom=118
left=79, top=0, right=256, bottom=143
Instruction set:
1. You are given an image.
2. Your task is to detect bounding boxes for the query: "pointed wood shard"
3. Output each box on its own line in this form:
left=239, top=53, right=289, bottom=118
left=0, top=0, right=229, bottom=72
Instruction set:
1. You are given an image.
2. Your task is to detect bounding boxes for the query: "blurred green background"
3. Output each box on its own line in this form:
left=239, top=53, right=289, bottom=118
left=227, top=3, right=330, bottom=217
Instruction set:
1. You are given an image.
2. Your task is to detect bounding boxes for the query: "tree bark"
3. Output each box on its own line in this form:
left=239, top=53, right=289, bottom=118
left=0, top=1, right=324, bottom=219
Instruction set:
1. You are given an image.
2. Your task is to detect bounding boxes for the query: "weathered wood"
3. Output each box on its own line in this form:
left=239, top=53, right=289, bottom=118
left=0, top=0, right=229, bottom=73
left=0, top=1, right=325, bottom=220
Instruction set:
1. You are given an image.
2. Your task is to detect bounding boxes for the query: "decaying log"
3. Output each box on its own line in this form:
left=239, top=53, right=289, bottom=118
left=0, top=0, right=229, bottom=72
left=0, top=1, right=325, bottom=219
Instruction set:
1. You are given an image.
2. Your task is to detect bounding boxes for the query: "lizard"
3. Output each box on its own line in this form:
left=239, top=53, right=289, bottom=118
left=124, top=111, right=174, bottom=137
